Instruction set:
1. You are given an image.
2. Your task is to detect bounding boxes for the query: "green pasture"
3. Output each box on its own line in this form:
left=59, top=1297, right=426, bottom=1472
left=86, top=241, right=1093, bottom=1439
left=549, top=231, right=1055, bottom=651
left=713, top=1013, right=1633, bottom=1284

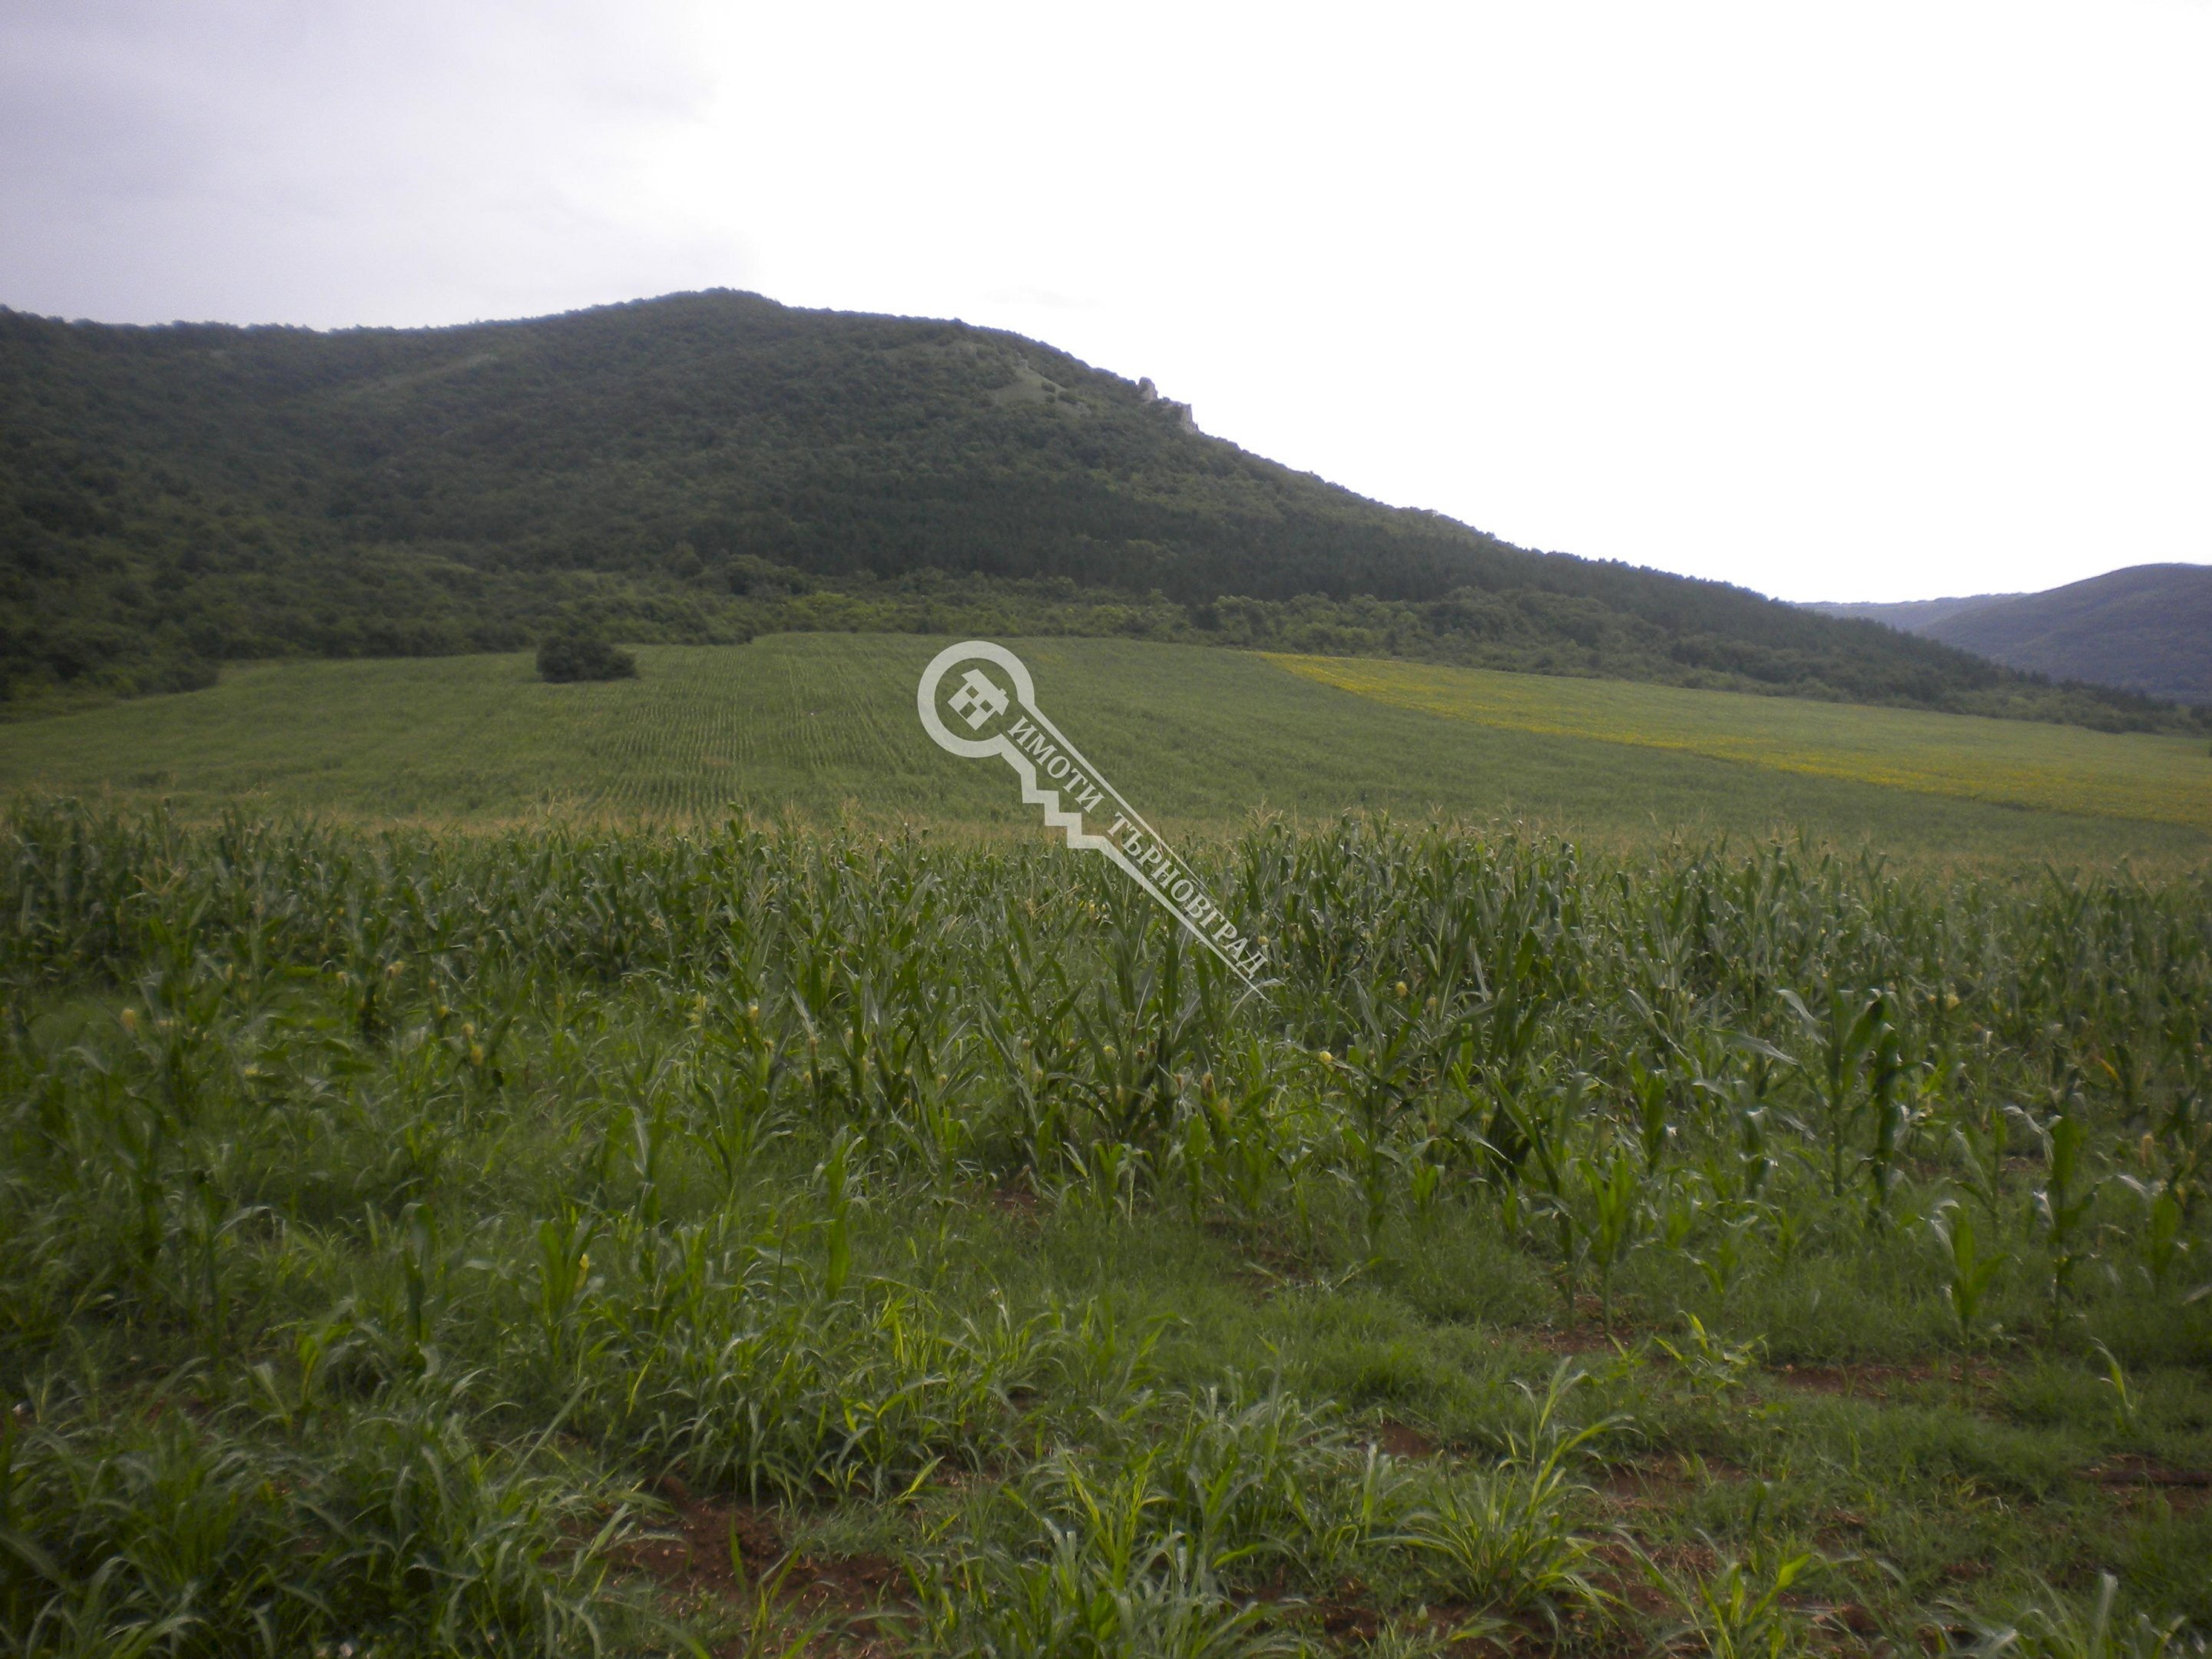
left=2, top=636, right=2206, bottom=866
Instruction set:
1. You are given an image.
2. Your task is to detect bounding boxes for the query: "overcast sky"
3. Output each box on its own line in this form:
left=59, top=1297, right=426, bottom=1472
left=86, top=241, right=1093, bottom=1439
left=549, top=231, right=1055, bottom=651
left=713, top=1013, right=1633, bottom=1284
left=5, top=0, right=2207, bottom=603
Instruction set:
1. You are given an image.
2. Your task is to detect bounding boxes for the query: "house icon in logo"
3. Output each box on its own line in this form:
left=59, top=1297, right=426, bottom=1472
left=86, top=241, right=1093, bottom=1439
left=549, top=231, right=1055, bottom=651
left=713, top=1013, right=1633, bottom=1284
left=946, top=667, right=1010, bottom=730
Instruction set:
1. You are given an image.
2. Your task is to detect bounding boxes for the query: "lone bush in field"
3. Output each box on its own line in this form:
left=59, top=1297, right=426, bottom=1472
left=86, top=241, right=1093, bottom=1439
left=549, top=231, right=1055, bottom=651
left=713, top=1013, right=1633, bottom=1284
left=536, top=628, right=637, bottom=684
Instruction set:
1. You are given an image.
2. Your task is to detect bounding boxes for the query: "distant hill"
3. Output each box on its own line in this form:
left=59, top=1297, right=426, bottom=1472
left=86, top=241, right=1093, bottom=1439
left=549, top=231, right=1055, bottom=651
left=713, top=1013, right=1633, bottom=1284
left=0, top=290, right=2193, bottom=731
left=1806, top=565, right=2212, bottom=706
left=1806, top=593, right=2025, bottom=631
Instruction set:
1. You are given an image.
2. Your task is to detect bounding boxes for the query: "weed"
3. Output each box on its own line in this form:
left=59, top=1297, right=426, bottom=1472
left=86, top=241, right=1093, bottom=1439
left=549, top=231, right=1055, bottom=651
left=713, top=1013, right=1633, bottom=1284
left=1398, top=1363, right=1618, bottom=1633
left=1964, top=1573, right=2203, bottom=1659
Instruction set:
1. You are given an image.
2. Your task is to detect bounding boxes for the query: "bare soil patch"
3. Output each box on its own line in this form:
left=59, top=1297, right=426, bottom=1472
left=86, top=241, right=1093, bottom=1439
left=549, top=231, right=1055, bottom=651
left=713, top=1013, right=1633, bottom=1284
left=1767, top=1359, right=1999, bottom=1399
left=1366, top=1418, right=1442, bottom=1459
left=619, top=1482, right=907, bottom=1651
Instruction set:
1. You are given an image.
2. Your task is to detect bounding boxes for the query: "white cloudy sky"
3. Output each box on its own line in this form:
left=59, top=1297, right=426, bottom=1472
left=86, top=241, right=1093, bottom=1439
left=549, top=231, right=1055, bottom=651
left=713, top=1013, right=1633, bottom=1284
left=5, top=0, right=2208, bottom=602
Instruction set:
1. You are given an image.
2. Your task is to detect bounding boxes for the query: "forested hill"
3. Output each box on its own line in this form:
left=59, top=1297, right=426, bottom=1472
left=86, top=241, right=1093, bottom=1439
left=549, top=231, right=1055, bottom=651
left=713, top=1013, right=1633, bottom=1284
left=0, top=290, right=2190, bottom=730
left=1810, top=565, right=2212, bottom=708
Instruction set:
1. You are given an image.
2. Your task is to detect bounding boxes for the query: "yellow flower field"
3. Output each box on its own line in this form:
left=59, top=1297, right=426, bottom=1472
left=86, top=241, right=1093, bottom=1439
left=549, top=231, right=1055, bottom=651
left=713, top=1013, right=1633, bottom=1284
left=1267, top=654, right=2212, bottom=832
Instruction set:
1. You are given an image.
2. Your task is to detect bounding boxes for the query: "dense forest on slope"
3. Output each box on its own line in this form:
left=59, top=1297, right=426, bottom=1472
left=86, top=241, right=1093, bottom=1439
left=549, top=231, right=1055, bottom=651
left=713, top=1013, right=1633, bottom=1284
left=1, top=290, right=2194, bottom=730
left=1813, top=565, right=2212, bottom=707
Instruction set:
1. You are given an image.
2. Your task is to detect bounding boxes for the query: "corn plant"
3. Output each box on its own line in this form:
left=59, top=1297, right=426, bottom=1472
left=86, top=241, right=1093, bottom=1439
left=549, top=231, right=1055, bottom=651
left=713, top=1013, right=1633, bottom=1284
left=2023, top=1106, right=2101, bottom=1313
left=2114, top=1174, right=2191, bottom=1294
left=528, top=1205, right=606, bottom=1382
left=1780, top=982, right=1909, bottom=1211
left=1650, top=1539, right=1818, bottom=1659
left=1930, top=1199, right=2010, bottom=1340
left=1571, top=1142, right=1651, bottom=1328
left=1655, top=1313, right=1764, bottom=1398
left=2091, top=1341, right=2143, bottom=1436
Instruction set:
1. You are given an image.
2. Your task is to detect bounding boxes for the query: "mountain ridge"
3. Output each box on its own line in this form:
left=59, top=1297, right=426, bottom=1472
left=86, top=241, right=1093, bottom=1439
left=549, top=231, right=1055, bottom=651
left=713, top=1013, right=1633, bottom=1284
left=1805, top=593, right=2026, bottom=631
left=1806, top=564, right=2212, bottom=707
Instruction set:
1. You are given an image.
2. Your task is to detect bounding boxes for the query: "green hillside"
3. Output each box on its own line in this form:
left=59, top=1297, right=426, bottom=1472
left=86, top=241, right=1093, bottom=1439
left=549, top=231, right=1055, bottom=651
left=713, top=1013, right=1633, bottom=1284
left=2, top=635, right=2202, bottom=866
left=2, top=293, right=2189, bottom=733
left=1921, top=564, right=2212, bottom=707
left=1808, top=564, right=2212, bottom=706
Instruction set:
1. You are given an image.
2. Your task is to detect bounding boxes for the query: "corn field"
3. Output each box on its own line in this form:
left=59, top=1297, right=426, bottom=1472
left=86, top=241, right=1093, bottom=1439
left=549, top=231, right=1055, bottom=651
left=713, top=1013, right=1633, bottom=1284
left=2, top=801, right=2207, bottom=1656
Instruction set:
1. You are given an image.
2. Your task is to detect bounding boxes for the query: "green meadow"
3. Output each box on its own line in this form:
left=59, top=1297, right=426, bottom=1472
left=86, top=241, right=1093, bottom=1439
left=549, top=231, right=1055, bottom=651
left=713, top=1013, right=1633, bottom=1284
left=2, top=635, right=2205, bottom=866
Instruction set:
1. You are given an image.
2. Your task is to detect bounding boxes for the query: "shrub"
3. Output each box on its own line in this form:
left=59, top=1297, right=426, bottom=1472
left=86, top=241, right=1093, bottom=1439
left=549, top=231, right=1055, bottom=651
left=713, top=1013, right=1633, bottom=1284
left=535, top=630, right=637, bottom=684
